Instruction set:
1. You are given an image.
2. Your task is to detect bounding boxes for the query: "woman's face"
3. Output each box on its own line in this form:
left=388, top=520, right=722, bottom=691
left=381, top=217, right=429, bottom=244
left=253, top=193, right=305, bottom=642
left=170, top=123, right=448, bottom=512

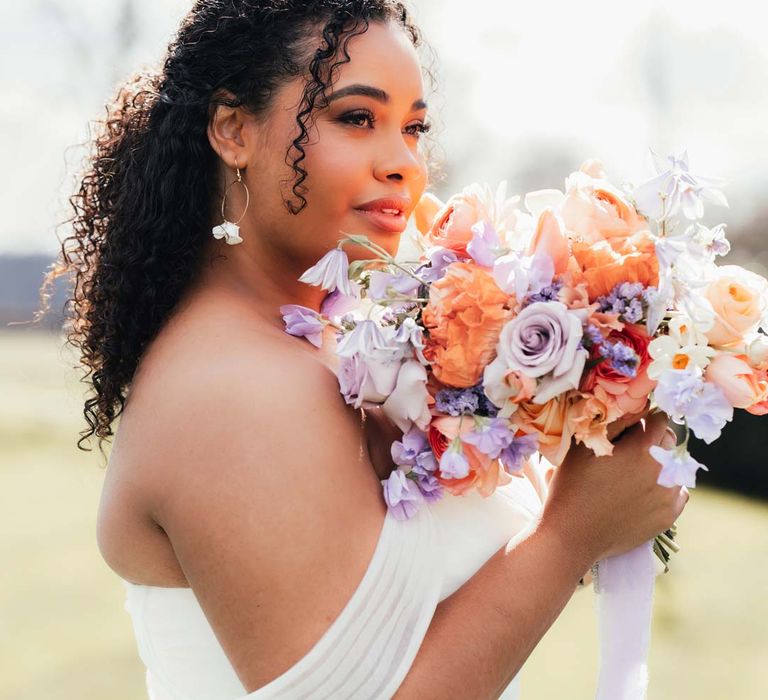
left=228, top=20, right=430, bottom=270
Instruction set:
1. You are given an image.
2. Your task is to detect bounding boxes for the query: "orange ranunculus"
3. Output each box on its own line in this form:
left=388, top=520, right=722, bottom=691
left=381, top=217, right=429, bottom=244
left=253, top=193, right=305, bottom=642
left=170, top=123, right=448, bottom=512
left=561, top=161, right=650, bottom=247
left=429, top=416, right=512, bottom=497
left=747, top=369, right=768, bottom=415
left=422, top=262, right=513, bottom=388
left=512, top=393, right=576, bottom=466
left=571, top=231, right=659, bottom=301
left=426, top=190, right=491, bottom=256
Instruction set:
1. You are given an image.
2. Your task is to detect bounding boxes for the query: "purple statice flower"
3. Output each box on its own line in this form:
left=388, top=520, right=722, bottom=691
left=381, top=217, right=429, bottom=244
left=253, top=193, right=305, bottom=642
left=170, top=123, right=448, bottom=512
left=603, top=341, right=640, bottom=378
left=585, top=323, right=606, bottom=349
left=467, top=220, right=502, bottom=268
left=623, top=298, right=644, bottom=323
left=382, top=469, right=423, bottom=520
left=596, top=282, right=649, bottom=324
left=417, top=247, right=460, bottom=283
left=391, top=426, right=430, bottom=466
left=460, top=417, right=515, bottom=459
left=499, top=433, right=539, bottom=474
left=475, top=389, right=500, bottom=417
left=439, top=440, right=471, bottom=479
left=279, top=304, right=325, bottom=348
left=524, top=280, right=564, bottom=306
left=649, top=445, right=709, bottom=488
left=435, top=387, right=480, bottom=416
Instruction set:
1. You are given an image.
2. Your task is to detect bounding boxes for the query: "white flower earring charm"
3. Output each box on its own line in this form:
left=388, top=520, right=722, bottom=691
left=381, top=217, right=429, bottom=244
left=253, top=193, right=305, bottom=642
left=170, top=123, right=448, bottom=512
left=212, top=159, right=250, bottom=245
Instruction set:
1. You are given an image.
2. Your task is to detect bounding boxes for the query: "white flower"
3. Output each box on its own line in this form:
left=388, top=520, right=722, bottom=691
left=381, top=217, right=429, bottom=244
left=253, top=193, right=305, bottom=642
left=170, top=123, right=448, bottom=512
left=632, top=148, right=728, bottom=224
left=298, top=247, right=353, bottom=296
left=747, top=334, right=768, bottom=369
left=381, top=359, right=432, bottom=433
left=212, top=221, right=243, bottom=245
left=647, top=315, right=716, bottom=379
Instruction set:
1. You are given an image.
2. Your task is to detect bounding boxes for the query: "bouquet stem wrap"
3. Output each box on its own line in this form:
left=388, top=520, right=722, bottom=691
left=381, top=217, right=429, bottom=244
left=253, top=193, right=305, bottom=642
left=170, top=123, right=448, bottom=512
left=593, top=539, right=658, bottom=700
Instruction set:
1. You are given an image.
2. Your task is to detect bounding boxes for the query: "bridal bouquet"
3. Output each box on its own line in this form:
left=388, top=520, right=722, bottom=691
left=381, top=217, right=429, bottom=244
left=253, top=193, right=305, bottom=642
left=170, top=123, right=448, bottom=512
left=283, top=150, right=767, bottom=700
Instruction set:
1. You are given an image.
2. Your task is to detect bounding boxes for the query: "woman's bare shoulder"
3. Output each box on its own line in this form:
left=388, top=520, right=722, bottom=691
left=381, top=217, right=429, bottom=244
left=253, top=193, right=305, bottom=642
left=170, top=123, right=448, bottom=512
left=108, top=293, right=350, bottom=506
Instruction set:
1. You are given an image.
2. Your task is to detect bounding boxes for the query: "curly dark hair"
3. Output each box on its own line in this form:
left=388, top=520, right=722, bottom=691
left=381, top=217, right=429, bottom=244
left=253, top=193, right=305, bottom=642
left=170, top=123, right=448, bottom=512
left=35, top=0, right=442, bottom=459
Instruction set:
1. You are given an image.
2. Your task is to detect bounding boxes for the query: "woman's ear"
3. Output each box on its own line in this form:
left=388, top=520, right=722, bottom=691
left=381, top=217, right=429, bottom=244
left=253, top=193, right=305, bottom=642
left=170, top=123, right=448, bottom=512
left=207, top=91, right=249, bottom=169
left=412, top=191, right=443, bottom=236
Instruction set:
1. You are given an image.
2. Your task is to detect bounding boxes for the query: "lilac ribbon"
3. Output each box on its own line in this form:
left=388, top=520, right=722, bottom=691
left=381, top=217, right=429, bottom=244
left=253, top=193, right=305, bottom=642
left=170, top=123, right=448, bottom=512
left=593, top=539, right=659, bottom=700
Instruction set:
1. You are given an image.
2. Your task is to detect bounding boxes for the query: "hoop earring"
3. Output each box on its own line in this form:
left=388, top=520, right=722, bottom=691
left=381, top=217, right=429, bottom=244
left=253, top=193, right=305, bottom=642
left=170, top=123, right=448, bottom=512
left=212, top=160, right=250, bottom=245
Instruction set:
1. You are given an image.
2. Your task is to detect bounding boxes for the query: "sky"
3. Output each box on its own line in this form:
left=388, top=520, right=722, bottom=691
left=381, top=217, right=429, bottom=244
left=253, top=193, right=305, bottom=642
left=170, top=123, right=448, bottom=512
left=2, top=0, right=767, bottom=256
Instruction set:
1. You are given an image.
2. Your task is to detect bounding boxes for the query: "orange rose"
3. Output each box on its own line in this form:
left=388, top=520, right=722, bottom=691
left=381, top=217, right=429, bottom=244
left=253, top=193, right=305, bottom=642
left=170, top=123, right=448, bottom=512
left=422, top=262, right=513, bottom=387
left=568, top=390, right=622, bottom=457
left=561, top=161, right=649, bottom=247
left=426, top=190, right=490, bottom=255
left=705, top=354, right=768, bottom=409
left=429, top=416, right=512, bottom=496
left=512, top=394, right=575, bottom=466
left=572, top=231, right=659, bottom=301
left=704, top=266, right=768, bottom=348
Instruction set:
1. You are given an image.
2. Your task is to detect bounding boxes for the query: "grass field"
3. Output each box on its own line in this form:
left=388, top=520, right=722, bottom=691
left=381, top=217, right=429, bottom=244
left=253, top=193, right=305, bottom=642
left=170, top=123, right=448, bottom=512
left=1, top=329, right=766, bottom=700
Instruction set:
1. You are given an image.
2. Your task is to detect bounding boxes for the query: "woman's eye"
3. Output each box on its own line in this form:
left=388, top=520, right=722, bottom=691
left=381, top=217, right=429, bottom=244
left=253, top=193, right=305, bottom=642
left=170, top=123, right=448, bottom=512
left=338, top=111, right=432, bottom=138
left=339, top=110, right=375, bottom=128
left=405, top=121, right=432, bottom=137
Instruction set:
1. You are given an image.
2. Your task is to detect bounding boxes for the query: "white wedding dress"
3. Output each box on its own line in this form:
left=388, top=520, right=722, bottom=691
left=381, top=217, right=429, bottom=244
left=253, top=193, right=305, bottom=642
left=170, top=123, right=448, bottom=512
left=120, top=459, right=551, bottom=700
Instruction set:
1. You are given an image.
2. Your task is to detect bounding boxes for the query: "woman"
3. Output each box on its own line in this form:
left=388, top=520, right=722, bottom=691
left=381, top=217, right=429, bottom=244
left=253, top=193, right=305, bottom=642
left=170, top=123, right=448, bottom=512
left=42, top=1, right=688, bottom=698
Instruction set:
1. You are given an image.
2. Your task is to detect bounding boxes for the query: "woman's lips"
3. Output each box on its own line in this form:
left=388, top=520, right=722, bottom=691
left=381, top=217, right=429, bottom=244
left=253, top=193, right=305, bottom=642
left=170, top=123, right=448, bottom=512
left=354, top=208, right=408, bottom=233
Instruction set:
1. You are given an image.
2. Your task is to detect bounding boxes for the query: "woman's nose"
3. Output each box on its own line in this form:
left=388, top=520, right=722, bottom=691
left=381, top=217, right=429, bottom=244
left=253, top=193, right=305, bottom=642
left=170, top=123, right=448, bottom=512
left=373, top=135, right=425, bottom=185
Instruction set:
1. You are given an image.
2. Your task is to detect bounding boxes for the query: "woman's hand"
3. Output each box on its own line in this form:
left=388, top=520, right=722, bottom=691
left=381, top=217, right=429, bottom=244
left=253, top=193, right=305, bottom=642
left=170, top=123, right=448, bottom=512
left=540, top=412, right=688, bottom=565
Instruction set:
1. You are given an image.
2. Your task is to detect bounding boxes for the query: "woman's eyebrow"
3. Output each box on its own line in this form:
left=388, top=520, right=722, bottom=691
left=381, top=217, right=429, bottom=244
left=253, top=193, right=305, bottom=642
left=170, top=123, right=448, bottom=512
left=324, top=83, right=427, bottom=110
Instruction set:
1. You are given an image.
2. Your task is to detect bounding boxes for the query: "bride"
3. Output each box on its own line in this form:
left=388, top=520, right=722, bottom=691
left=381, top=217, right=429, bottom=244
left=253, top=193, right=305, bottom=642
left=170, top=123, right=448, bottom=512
left=46, top=1, right=689, bottom=698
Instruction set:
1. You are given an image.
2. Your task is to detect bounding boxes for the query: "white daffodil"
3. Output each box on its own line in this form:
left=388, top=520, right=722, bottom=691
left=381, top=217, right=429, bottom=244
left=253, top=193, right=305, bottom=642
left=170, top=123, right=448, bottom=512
left=647, top=315, right=716, bottom=379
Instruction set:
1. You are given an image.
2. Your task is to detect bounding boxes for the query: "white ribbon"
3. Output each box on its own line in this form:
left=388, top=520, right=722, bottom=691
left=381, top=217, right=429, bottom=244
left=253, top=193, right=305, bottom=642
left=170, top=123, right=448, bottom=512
left=592, top=539, right=660, bottom=700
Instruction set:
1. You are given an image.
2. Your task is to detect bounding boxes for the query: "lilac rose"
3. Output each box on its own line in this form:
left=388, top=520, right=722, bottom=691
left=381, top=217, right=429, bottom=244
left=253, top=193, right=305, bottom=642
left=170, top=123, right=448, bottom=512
left=485, top=301, right=588, bottom=405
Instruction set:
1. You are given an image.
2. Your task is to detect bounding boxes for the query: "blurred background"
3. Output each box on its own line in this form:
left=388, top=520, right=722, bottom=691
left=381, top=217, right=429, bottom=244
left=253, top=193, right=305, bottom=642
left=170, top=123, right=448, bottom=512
left=1, top=1, right=766, bottom=698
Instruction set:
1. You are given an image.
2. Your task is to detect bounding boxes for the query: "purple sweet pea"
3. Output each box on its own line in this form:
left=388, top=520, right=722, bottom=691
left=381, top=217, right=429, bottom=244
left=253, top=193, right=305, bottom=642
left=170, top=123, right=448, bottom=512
left=320, top=287, right=361, bottom=319
left=460, top=417, right=515, bottom=459
left=498, top=433, right=538, bottom=474
left=418, top=247, right=460, bottom=282
left=299, top=246, right=354, bottom=296
left=279, top=304, right=325, bottom=348
left=367, top=270, right=421, bottom=300
left=653, top=369, right=733, bottom=443
left=649, top=445, right=708, bottom=488
left=467, top=220, right=501, bottom=268
left=391, top=426, right=430, bottom=466
left=439, top=441, right=470, bottom=479
left=382, top=469, right=424, bottom=520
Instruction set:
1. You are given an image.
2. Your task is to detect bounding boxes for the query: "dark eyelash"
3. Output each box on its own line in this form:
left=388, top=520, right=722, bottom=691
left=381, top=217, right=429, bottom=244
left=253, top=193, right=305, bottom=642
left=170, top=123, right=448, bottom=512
left=338, top=109, right=432, bottom=136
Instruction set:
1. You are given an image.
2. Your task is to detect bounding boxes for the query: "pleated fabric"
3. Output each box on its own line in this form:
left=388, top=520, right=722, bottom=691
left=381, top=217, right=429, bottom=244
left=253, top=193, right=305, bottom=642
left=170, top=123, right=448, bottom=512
left=121, top=467, right=545, bottom=700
